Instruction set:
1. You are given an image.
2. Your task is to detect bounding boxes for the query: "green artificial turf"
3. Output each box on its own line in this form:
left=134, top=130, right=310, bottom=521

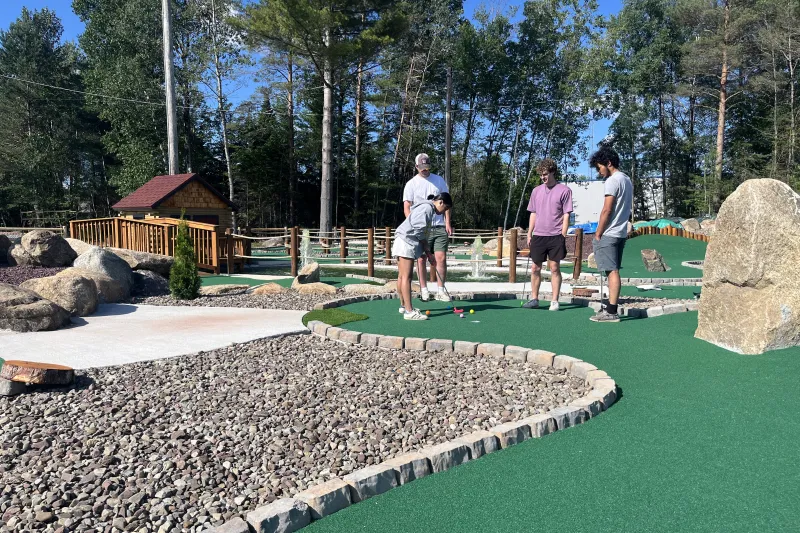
left=199, top=275, right=271, bottom=287
left=567, top=234, right=707, bottom=279
left=305, top=298, right=800, bottom=532
left=272, top=277, right=382, bottom=288
left=301, top=308, right=369, bottom=327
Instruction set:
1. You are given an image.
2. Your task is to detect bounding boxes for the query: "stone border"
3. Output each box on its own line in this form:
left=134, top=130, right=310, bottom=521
left=206, top=313, right=619, bottom=533
left=311, top=291, right=699, bottom=319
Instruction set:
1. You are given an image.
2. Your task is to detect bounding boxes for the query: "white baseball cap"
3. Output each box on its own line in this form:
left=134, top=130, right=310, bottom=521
left=415, top=153, right=431, bottom=170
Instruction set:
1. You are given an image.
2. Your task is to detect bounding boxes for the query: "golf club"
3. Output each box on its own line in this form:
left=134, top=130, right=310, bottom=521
left=599, top=271, right=605, bottom=312
left=520, top=253, right=532, bottom=306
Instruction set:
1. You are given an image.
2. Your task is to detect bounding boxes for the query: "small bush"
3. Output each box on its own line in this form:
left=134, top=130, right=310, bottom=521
left=169, top=218, right=201, bottom=299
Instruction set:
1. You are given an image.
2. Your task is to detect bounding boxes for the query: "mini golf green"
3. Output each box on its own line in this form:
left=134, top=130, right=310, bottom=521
left=271, top=277, right=382, bottom=288
left=304, top=298, right=800, bottom=532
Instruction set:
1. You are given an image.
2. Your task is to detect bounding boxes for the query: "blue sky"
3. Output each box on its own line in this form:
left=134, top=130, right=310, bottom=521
left=1, top=0, right=623, bottom=177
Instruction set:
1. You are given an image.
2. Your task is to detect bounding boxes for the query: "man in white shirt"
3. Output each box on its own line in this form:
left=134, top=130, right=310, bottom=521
left=402, top=153, right=453, bottom=302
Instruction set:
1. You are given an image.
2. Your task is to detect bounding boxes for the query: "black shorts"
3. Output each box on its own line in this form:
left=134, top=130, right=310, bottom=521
left=530, top=235, right=567, bottom=264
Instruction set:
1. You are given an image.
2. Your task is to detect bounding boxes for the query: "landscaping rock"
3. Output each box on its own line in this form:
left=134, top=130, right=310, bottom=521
left=487, top=227, right=527, bottom=257
left=695, top=179, right=800, bottom=354
left=205, top=517, right=250, bottom=533
left=404, top=337, right=427, bottom=350
left=342, top=283, right=392, bottom=295
left=132, top=270, right=170, bottom=297
left=107, top=247, right=174, bottom=277
left=293, top=282, right=336, bottom=295
left=1, top=360, right=74, bottom=385
left=73, top=247, right=133, bottom=296
left=426, top=339, right=453, bottom=352
left=641, top=249, right=668, bottom=272
left=295, top=478, right=351, bottom=519
left=382, top=453, right=431, bottom=485
left=527, top=349, right=556, bottom=366
left=382, top=280, right=420, bottom=292
left=250, top=283, right=287, bottom=295
left=21, top=274, right=98, bottom=316
left=455, top=430, right=500, bottom=459
left=246, top=499, right=310, bottom=533
left=57, top=268, right=126, bottom=303
left=0, top=378, right=27, bottom=397
left=681, top=218, right=701, bottom=232
left=0, top=234, right=11, bottom=263
left=520, top=414, right=558, bottom=437
left=199, top=284, right=250, bottom=296
left=19, top=230, right=76, bottom=267
left=504, top=345, right=529, bottom=363
left=295, top=261, right=320, bottom=284
left=490, top=420, right=531, bottom=448
left=587, top=252, right=597, bottom=269
left=0, top=283, right=71, bottom=332
left=339, top=330, right=361, bottom=344
left=454, top=340, right=478, bottom=355
left=7, top=244, right=33, bottom=266
left=421, top=441, right=470, bottom=473
left=548, top=405, right=590, bottom=429
left=477, top=343, right=504, bottom=358
left=64, top=237, right=92, bottom=257
left=378, top=335, right=403, bottom=349
left=342, top=464, right=398, bottom=502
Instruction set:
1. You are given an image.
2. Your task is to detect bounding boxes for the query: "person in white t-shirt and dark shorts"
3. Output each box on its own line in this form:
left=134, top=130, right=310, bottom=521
left=402, top=153, right=453, bottom=302
left=588, top=146, right=633, bottom=323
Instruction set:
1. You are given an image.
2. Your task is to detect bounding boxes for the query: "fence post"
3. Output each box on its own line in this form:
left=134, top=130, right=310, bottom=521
left=290, top=226, right=299, bottom=277
left=496, top=227, right=503, bottom=267
left=509, top=228, right=518, bottom=283
left=384, top=226, right=392, bottom=266
left=211, top=226, right=219, bottom=274
left=574, top=228, right=583, bottom=280
left=225, top=228, right=234, bottom=275
left=69, top=220, right=76, bottom=240
left=367, top=227, right=375, bottom=277
left=340, top=226, right=347, bottom=263
left=112, top=217, right=122, bottom=248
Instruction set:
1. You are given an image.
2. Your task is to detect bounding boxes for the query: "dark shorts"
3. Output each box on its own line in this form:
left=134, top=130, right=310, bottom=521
left=428, top=226, right=449, bottom=253
left=594, top=235, right=626, bottom=272
left=530, top=235, right=567, bottom=264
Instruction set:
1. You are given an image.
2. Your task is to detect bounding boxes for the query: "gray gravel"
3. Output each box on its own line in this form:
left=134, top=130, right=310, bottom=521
left=132, top=291, right=333, bottom=311
left=0, top=333, right=589, bottom=532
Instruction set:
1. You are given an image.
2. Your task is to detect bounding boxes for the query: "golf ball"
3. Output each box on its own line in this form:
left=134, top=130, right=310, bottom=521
left=469, top=309, right=475, bottom=314
left=459, top=313, right=464, bottom=318
left=425, top=310, right=430, bottom=316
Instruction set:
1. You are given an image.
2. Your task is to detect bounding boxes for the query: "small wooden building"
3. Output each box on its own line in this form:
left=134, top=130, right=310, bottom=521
left=112, top=173, right=237, bottom=228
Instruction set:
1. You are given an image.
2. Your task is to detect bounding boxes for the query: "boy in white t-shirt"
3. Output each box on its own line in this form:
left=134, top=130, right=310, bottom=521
left=402, top=153, right=453, bottom=302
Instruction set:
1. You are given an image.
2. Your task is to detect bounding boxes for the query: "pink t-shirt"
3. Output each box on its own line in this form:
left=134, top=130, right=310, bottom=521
left=527, top=183, right=573, bottom=236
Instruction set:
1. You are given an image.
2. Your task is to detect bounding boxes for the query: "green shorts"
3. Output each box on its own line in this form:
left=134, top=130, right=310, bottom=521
left=428, top=226, right=449, bottom=253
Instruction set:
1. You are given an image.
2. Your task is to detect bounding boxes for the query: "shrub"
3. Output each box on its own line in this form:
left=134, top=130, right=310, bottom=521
left=169, top=218, right=201, bottom=299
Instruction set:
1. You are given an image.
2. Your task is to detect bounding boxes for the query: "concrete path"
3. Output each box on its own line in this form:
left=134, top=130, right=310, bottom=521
left=0, top=304, right=307, bottom=369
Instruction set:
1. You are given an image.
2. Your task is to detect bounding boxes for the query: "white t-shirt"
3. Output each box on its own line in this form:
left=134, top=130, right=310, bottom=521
left=403, top=173, right=449, bottom=226
left=603, top=170, right=633, bottom=239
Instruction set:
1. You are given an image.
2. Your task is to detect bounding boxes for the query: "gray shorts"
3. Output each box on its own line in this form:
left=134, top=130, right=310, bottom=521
left=594, top=235, right=626, bottom=272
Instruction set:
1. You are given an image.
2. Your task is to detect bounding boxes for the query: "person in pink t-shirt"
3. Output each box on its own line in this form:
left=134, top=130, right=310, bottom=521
left=523, top=158, right=573, bottom=311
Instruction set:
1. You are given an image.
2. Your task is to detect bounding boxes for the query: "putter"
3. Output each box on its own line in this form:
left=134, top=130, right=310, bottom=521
left=520, top=253, right=532, bottom=306
left=599, top=271, right=605, bottom=313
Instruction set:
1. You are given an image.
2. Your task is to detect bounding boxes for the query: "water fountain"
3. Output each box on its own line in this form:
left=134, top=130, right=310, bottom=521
left=300, top=229, right=313, bottom=269
left=466, top=236, right=493, bottom=280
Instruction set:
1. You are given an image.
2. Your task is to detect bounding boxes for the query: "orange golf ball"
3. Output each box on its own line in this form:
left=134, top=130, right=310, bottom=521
left=425, top=310, right=430, bottom=315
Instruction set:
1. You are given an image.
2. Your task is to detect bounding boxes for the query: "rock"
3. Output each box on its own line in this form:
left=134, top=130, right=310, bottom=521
left=21, top=274, right=98, bottom=316
left=64, top=238, right=93, bottom=257
left=296, top=262, right=320, bottom=284
left=246, top=499, right=310, bottom=533
left=641, top=249, right=668, bottom=272
left=487, top=227, right=527, bottom=257
left=0, top=234, right=11, bottom=263
left=293, top=282, right=336, bottom=296
left=382, top=453, right=431, bottom=485
left=131, top=270, right=170, bottom=297
left=7, top=244, right=34, bottom=266
left=199, top=284, right=250, bottom=296
left=204, top=517, right=250, bottom=533
left=382, top=280, right=420, bottom=292
left=106, top=247, right=174, bottom=277
left=587, top=252, right=597, bottom=269
left=19, top=230, right=77, bottom=267
left=420, top=441, right=470, bottom=473
left=250, top=283, right=287, bottom=295
left=0, top=378, right=27, bottom=397
left=342, top=283, right=392, bottom=295
left=700, top=218, right=716, bottom=231
left=342, top=464, right=398, bottom=502
left=1, top=360, right=74, bottom=385
left=484, top=237, right=499, bottom=251
left=490, top=420, right=532, bottom=448
left=57, top=268, right=126, bottom=304
left=695, top=179, right=800, bottom=354
left=0, top=283, right=71, bottom=332
left=681, top=218, right=701, bottom=232
left=73, top=247, right=133, bottom=296
left=295, top=478, right=351, bottom=519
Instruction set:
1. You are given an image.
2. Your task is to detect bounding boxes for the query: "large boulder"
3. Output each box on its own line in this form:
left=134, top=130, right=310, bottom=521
left=343, top=283, right=393, bottom=295
left=57, top=268, right=126, bottom=304
left=695, top=179, right=800, bottom=354
left=0, top=283, right=71, bottom=332
left=294, top=282, right=336, bottom=295
left=0, top=235, right=11, bottom=264
left=487, top=228, right=528, bottom=257
left=106, top=247, right=174, bottom=277
left=199, top=284, right=250, bottom=296
left=641, top=249, right=669, bottom=272
left=131, top=270, right=170, bottom=297
left=64, top=238, right=93, bottom=257
left=250, top=283, right=287, bottom=295
left=21, top=275, right=98, bottom=317
left=6, top=244, right=33, bottom=266
left=73, top=247, right=133, bottom=297
left=20, top=230, right=77, bottom=267
left=296, top=261, right=321, bottom=284
left=681, top=218, right=701, bottom=232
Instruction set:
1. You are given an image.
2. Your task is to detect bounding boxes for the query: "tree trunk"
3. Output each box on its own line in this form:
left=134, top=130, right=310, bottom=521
left=288, top=51, right=296, bottom=226
left=335, top=84, right=345, bottom=227
left=460, top=94, right=476, bottom=195
left=658, top=95, right=667, bottom=217
left=320, top=29, right=334, bottom=237
left=714, top=0, right=730, bottom=213
left=354, top=56, right=363, bottom=222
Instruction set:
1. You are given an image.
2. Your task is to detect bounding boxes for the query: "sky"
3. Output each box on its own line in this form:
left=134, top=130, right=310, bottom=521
left=1, top=0, right=624, bottom=177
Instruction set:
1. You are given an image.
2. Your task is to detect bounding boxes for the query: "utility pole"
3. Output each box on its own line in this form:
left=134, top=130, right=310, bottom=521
left=161, top=0, right=179, bottom=175
left=445, top=66, right=452, bottom=186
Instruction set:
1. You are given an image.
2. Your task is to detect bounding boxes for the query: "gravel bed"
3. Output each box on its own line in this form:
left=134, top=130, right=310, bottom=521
left=132, top=291, right=333, bottom=311
left=0, top=265, right=66, bottom=286
left=0, top=334, right=589, bottom=532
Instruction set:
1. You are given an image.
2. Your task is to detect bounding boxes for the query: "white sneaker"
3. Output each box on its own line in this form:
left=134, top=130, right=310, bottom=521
left=419, top=288, right=431, bottom=302
left=549, top=301, right=560, bottom=311
left=403, top=309, right=428, bottom=321
left=434, top=287, right=452, bottom=302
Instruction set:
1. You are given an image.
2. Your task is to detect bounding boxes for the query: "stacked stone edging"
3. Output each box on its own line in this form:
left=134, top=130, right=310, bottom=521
left=311, top=291, right=698, bottom=319
left=206, top=299, right=619, bottom=533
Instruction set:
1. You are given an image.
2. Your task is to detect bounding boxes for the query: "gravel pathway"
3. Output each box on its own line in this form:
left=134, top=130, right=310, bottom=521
left=0, top=266, right=66, bottom=286
left=132, top=292, right=333, bottom=312
left=0, top=334, right=589, bottom=532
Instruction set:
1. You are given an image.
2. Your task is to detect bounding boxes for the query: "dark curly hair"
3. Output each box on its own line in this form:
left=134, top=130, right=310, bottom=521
left=536, top=158, right=558, bottom=176
left=589, top=146, right=620, bottom=169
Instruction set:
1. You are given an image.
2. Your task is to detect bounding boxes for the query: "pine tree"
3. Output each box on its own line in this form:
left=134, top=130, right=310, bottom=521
left=169, top=217, right=201, bottom=300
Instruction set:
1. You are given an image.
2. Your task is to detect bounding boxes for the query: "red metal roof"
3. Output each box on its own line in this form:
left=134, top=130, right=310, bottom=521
left=112, top=173, right=236, bottom=210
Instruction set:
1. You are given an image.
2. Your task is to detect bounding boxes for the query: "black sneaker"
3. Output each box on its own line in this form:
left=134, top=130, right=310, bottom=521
left=522, top=299, right=539, bottom=309
left=589, top=310, right=620, bottom=323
